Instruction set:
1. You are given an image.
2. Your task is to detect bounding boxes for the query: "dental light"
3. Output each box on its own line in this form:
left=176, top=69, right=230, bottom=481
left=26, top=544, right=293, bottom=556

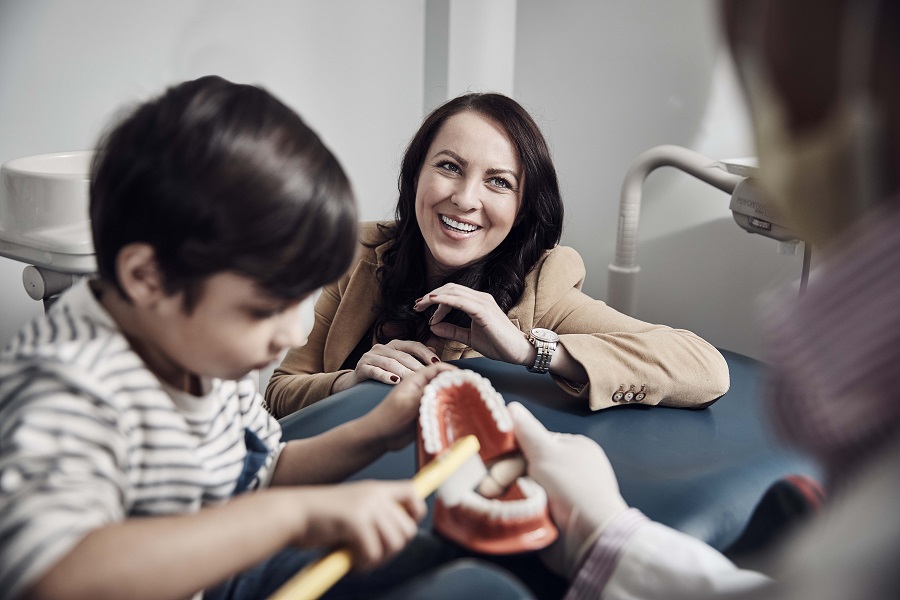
left=607, top=145, right=805, bottom=316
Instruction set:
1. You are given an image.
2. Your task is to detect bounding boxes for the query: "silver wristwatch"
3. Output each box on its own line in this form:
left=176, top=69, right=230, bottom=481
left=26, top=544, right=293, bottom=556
left=526, top=327, right=559, bottom=374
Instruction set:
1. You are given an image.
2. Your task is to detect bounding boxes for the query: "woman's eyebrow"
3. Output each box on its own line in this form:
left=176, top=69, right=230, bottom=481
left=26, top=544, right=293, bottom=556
left=433, top=149, right=467, bottom=167
left=486, top=167, right=520, bottom=180
left=434, top=149, right=520, bottom=180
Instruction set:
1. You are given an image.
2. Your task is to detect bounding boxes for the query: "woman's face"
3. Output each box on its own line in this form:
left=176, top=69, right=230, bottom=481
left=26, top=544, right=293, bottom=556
left=415, top=111, right=523, bottom=279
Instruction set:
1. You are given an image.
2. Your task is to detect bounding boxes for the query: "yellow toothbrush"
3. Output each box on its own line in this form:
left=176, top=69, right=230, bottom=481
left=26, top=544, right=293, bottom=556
left=268, top=435, right=482, bottom=600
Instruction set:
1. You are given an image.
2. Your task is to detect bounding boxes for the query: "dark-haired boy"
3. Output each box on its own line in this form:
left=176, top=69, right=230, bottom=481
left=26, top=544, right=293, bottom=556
left=0, top=75, right=455, bottom=600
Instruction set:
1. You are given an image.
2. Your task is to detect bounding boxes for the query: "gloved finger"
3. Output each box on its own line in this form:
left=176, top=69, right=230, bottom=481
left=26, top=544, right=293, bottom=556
left=508, top=401, right=552, bottom=459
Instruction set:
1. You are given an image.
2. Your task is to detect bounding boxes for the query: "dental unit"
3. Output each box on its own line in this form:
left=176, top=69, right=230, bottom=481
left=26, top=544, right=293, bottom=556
left=607, top=145, right=808, bottom=315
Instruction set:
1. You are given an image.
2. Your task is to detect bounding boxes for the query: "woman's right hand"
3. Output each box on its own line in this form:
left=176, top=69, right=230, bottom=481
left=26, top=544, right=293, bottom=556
left=289, top=480, right=426, bottom=571
left=339, top=340, right=441, bottom=389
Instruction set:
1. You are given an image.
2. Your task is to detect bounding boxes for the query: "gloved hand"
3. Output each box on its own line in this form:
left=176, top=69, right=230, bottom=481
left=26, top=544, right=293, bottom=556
left=509, top=401, right=629, bottom=579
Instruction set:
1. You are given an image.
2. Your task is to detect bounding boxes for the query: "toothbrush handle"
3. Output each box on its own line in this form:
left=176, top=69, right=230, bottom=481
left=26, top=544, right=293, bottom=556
left=267, top=435, right=480, bottom=600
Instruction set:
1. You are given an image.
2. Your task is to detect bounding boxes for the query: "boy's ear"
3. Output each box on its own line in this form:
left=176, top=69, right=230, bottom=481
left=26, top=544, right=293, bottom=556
left=116, top=243, right=166, bottom=306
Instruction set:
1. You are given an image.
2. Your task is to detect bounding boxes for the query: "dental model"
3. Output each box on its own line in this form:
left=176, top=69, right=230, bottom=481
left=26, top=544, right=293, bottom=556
left=418, top=369, right=558, bottom=554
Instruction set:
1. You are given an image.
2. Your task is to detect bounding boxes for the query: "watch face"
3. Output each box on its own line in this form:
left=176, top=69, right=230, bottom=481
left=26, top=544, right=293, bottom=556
left=531, top=328, right=559, bottom=343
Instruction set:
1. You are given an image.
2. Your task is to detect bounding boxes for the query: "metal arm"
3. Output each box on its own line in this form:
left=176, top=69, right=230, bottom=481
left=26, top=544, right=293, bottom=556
left=607, top=145, right=743, bottom=315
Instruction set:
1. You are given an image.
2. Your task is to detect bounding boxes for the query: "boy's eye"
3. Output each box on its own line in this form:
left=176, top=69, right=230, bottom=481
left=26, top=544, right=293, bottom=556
left=249, top=309, right=277, bottom=319
left=248, top=304, right=286, bottom=319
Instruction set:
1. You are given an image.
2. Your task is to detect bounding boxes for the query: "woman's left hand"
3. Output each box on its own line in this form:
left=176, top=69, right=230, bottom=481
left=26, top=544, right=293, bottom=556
left=414, top=283, right=534, bottom=366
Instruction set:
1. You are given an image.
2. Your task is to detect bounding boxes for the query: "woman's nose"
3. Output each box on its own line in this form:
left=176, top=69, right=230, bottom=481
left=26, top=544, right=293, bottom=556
left=450, top=180, right=481, bottom=211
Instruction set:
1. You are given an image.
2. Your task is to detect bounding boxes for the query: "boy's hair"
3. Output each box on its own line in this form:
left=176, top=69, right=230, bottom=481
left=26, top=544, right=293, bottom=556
left=90, top=75, right=357, bottom=308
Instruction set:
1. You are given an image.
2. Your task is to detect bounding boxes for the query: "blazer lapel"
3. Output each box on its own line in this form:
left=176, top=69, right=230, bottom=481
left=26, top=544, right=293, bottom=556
left=322, top=242, right=384, bottom=371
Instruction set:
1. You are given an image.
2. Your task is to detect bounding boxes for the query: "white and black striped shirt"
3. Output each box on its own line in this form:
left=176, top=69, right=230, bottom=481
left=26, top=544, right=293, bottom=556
left=0, top=280, right=285, bottom=599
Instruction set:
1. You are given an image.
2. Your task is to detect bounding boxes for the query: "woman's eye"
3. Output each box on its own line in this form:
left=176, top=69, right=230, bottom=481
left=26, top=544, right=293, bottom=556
left=437, top=161, right=461, bottom=174
left=489, top=176, right=512, bottom=189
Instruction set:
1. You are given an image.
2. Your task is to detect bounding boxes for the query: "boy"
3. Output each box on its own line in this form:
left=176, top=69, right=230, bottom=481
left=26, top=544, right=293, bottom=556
left=0, top=75, right=454, bottom=599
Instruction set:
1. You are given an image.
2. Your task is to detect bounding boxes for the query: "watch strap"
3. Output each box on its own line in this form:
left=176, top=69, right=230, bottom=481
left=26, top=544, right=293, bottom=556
left=527, top=331, right=557, bottom=374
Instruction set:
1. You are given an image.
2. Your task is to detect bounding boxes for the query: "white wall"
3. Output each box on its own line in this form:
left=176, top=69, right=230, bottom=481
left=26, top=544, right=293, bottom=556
left=1, top=0, right=802, bottom=361
left=0, top=0, right=425, bottom=346
left=512, top=0, right=803, bottom=359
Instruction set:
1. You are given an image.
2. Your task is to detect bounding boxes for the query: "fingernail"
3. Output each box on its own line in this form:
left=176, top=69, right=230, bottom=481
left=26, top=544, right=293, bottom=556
left=390, top=375, right=399, bottom=383
left=431, top=357, right=440, bottom=363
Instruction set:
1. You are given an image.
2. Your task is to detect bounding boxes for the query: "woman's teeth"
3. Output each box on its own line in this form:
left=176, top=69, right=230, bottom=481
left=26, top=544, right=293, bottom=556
left=441, top=215, right=479, bottom=233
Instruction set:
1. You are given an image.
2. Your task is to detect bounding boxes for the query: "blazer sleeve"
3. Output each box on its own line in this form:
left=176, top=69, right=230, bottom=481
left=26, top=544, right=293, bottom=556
left=265, top=277, right=352, bottom=417
left=530, top=247, right=730, bottom=410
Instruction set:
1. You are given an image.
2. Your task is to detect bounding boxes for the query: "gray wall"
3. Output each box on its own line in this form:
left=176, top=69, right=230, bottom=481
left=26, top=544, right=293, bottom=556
left=0, top=0, right=804, bottom=362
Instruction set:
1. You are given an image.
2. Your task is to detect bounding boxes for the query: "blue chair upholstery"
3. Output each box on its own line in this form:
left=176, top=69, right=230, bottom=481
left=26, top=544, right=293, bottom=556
left=278, top=350, right=819, bottom=552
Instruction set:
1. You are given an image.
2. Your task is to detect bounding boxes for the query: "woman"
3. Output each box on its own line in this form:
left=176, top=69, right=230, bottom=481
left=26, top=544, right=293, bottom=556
left=266, top=93, right=730, bottom=417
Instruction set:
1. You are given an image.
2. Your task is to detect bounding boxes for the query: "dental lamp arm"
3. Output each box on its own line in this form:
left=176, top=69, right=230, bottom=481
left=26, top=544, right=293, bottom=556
left=608, top=145, right=743, bottom=315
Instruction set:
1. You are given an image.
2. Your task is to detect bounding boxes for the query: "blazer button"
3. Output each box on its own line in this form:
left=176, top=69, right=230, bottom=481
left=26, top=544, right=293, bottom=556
left=623, top=391, right=634, bottom=402
left=612, top=387, right=625, bottom=402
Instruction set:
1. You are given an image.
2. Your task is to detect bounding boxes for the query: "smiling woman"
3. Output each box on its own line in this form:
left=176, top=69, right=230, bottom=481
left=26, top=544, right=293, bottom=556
left=266, top=93, right=731, bottom=417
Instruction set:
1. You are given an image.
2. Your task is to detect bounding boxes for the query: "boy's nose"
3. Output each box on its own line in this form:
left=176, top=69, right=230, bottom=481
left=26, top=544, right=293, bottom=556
left=272, top=306, right=307, bottom=351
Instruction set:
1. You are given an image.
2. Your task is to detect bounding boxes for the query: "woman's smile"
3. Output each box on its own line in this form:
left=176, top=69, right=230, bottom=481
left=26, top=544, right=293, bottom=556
left=415, top=111, right=523, bottom=278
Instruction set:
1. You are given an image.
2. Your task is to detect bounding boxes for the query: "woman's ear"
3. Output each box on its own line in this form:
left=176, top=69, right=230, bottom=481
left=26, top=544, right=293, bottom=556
left=115, top=243, right=166, bottom=307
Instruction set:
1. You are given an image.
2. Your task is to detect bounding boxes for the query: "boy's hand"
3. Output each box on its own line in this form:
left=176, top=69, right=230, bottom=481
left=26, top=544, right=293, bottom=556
left=292, top=480, right=426, bottom=571
left=367, top=362, right=459, bottom=452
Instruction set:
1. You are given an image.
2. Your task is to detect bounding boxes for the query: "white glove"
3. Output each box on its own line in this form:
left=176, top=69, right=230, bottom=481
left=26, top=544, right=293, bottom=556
left=509, top=401, right=629, bottom=579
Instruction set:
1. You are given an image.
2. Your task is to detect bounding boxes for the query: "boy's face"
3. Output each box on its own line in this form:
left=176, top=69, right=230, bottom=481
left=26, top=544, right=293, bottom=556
left=147, top=272, right=308, bottom=384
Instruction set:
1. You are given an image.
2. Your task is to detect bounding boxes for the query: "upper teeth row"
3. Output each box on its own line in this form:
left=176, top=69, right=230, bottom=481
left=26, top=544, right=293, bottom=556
left=441, top=215, right=478, bottom=232
left=419, top=369, right=512, bottom=455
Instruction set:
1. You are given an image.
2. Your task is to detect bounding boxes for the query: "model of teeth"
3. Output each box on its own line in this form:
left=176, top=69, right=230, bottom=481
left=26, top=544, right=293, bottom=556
left=418, top=369, right=558, bottom=554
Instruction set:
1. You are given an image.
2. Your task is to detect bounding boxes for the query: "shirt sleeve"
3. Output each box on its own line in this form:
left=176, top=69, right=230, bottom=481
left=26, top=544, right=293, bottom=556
left=0, top=371, right=129, bottom=599
left=566, top=509, right=772, bottom=600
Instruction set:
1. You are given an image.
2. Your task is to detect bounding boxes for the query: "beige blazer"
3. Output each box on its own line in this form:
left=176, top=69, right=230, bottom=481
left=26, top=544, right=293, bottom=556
left=266, top=222, right=730, bottom=417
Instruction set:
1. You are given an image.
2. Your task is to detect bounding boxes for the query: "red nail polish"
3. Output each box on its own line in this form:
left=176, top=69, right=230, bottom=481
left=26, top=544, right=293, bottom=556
left=390, top=375, right=399, bottom=382
left=431, top=357, right=440, bottom=363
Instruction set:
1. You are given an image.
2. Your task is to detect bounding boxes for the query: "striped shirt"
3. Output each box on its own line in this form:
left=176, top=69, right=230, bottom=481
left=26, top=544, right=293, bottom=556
left=0, top=280, right=285, bottom=599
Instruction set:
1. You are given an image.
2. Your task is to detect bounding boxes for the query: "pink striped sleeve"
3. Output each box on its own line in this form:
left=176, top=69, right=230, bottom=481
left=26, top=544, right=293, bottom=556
left=564, top=508, right=649, bottom=600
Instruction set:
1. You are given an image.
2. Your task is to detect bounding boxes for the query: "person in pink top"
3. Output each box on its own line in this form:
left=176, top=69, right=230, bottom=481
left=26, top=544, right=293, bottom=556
left=511, top=0, right=900, bottom=598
